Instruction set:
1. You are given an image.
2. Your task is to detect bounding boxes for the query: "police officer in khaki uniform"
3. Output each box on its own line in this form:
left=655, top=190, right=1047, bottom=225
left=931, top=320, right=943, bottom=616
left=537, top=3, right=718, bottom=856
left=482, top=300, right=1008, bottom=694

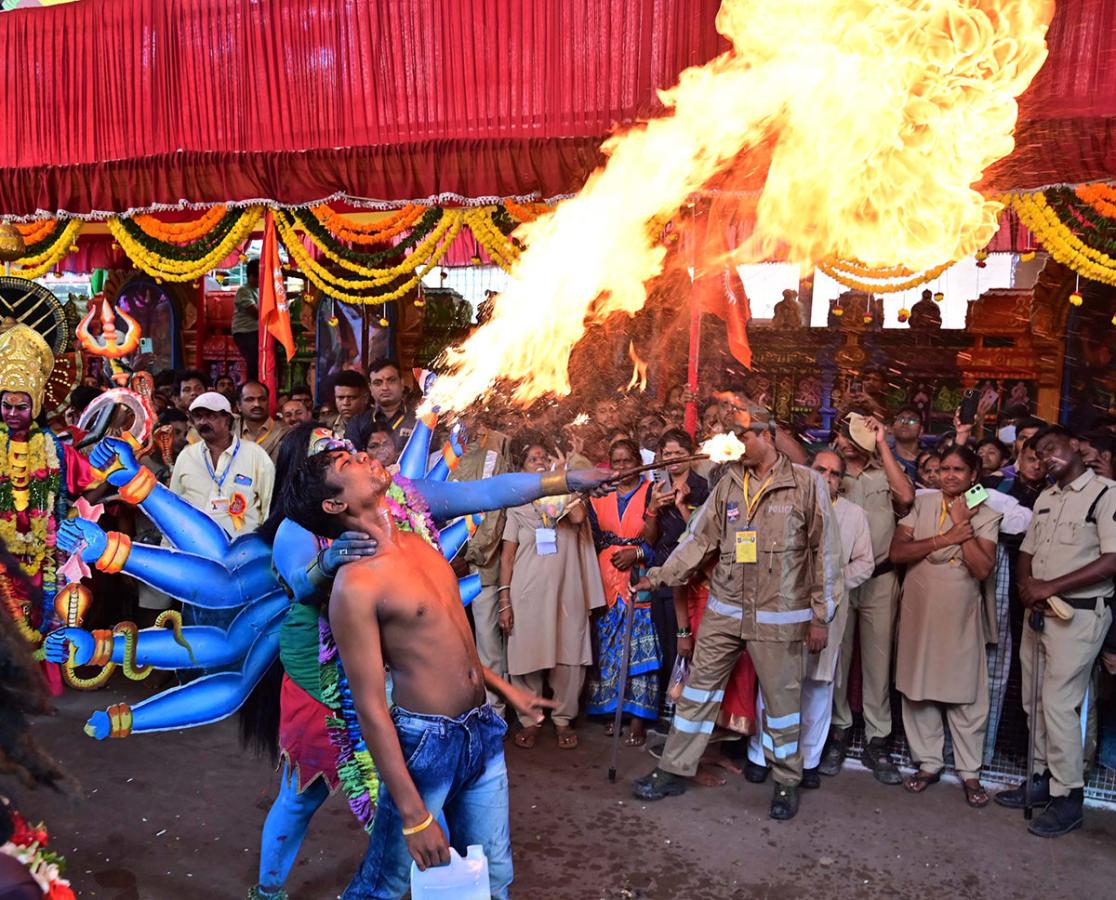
left=449, top=421, right=514, bottom=718
left=632, top=402, right=838, bottom=820
left=994, top=426, right=1116, bottom=837
left=821, top=411, right=914, bottom=783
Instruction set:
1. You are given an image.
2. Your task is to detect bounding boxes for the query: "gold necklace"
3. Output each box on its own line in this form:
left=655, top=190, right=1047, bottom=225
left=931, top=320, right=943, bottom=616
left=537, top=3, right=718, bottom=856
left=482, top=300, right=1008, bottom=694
left=9, top=439, right=30, bottom=512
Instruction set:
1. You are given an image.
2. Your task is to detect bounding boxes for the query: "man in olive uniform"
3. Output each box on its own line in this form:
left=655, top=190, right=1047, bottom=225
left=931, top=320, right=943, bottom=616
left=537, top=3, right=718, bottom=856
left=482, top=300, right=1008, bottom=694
left=449, top=418, right=514, bottom=718
left=631, top=402, right=837, bottom=820
left=821, top=412, right=914, bottom=783
left=995, top=426, right=1116, bottom=837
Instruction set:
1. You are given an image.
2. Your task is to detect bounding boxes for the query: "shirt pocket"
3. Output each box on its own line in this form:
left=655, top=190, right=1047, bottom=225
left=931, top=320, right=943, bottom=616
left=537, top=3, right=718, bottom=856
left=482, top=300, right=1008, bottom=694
left=1056, top=521, right=1096, bottom=554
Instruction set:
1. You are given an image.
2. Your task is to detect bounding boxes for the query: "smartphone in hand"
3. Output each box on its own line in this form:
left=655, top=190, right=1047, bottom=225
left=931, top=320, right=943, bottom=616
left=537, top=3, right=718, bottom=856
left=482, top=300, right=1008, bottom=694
left=958, top=389, right=980, bottom=426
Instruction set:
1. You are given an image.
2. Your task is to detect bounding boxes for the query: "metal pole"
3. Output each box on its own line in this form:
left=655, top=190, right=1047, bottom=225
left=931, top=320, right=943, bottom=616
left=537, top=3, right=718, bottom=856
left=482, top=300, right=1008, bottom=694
left=1024, top=608, right=1045, bottom=820
left=607, top=568, right=640, bottom=783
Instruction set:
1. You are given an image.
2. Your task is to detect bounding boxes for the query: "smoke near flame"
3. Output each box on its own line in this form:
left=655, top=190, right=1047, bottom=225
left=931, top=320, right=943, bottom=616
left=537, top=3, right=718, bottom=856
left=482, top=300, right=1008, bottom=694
left=426, top=0, right=1053, bottom=414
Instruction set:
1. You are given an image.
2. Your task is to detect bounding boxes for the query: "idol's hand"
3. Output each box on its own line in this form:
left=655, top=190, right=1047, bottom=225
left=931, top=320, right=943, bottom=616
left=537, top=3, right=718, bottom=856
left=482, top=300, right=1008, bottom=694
left=57, top=518, right=108, bottom=562
left=90, top=437, right=141, bottom=486
left=83, top=710, right=111, bottom=741
left=565, top=468, right=613, bottom=494
left=44, top=627, right=95, bottom=665
left=320, top=531, right=379, bottom=576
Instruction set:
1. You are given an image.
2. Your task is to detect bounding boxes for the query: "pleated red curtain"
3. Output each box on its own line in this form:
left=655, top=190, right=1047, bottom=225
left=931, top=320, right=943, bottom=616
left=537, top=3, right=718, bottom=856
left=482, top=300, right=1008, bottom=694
left=0, top=0, right=1112, bottom=216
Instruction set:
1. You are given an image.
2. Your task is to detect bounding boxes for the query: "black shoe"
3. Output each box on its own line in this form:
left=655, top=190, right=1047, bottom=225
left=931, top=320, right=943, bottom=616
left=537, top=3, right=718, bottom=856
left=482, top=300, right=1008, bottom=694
left=994, top=771, right=1051, bottom=810
left=632, top=767, right=688, bottom=801
left=801, top=767, right=821, bottom=790
left=818, top=729, right=847, bottom=777
left=1028, top=789, right=1084, bottom=838
left=862, top=737, right=902, bottom=785
left=744, top=759, right=770, bottom=783
left=770, top=783, right=800, bottom=820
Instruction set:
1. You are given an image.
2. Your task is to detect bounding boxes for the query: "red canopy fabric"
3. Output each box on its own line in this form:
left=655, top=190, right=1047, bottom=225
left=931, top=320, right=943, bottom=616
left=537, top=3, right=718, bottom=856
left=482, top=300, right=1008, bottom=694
left=0, top=0, right=1112, bottom=217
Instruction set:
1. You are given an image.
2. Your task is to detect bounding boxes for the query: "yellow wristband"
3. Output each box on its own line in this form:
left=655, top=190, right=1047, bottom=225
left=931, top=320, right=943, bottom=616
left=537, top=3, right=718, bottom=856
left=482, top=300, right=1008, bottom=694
left=402, top=812, right=434, bottom=836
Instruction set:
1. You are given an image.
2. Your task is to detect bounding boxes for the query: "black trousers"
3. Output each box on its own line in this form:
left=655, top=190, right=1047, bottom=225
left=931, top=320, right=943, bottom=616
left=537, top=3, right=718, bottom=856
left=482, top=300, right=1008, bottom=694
left=233, top=330, right=259, bottom=381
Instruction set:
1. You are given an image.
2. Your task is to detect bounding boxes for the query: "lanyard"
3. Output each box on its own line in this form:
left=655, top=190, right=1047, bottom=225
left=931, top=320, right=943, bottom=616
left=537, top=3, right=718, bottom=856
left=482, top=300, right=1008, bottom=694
left=937, top=495, right=950, bottom=534
left=204, top=438, right=241, bottom=495
left=742, top=471, right=775, bottom=521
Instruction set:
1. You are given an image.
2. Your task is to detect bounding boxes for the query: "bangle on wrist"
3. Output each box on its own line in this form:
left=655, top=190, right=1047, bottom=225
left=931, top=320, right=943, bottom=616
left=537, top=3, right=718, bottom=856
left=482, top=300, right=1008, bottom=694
left=95, top=532, right=132, bottom=573
left=676, top=628, right=692, bottom=638
left=402, top=812, right=434, bottom=836
left=118, top=467, right=157, bottom=504
left=496, top=585, right=511, bottom=594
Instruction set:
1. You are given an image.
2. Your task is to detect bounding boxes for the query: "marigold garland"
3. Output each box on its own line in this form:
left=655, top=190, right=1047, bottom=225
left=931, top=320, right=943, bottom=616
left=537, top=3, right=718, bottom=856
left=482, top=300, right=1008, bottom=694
left=9, top=220, right=83, bottom=280
left=107, top=207, right=262, bottom=282
left=0, top=426, right=62, bottom=646
left=275, top=208, right=464, bottom=303
left=1074, top=182, right=1116, bottom=220
left=503, top=198, right=549, bottom=224
left=1011, top=191, right=1116, bottom=286
left=1, top=809, right=76, bottom=899
left=14, top=218, right=56, bottom=245
left=1044, top=187, right=1116, bottom=252
left=132, top=205, right=229, bottom=243
left=310, top=204, right=424, bottom=244
left=290, top=206, right=442, bottom=270
left=818, top=258, right=955, bottom=293
left=465, top=206, right=521, bottom=272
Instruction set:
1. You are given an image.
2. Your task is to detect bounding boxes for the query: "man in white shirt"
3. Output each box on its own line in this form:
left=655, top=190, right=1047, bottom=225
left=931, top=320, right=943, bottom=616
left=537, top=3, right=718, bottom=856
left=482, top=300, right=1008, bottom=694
left=170, top=392, right=275, bottom=536
left=747, top=450, right=875, bottom=787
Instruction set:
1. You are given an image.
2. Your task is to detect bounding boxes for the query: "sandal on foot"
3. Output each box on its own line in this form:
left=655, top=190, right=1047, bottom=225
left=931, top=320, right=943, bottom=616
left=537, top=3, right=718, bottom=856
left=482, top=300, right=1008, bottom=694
left=963, top=779, right=989, bottom=808
left=903, top=770, right=942, bottom=793
left=514, top=725, right=540, bottom=749
left=604, top=721, right=616, bottom=737
left=624, top=731, right=647, bottom=747
left=556, top=727, right=579, bottom=750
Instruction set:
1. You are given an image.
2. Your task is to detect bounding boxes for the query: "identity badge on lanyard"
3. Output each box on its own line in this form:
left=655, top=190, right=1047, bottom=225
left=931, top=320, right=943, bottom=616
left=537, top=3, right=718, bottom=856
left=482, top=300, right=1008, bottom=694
left=736, top=470, right=773, bottom=564
left=205, top=438, right=242, bottom=505
left=535, top=508, right=558, bottom=556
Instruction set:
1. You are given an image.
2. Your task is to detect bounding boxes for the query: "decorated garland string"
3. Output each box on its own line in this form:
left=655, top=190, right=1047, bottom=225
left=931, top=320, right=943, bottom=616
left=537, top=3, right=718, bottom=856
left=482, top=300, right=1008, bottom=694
left=818, top=257, right=955, bottom=293
left=8, top=219, right=83, bottom=280
left=132, top=205, right=230, bottom=244
left=107, top=207, right=262, bottom=282
left=310, top=204, right=424, bottom=244
left=1011, top=191, right=1116, bottom=286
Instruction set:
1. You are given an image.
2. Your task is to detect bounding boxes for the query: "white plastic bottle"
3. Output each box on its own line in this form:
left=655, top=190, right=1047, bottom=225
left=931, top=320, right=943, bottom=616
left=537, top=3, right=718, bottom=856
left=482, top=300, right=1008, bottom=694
left=409, top=844, right=491, bottom=899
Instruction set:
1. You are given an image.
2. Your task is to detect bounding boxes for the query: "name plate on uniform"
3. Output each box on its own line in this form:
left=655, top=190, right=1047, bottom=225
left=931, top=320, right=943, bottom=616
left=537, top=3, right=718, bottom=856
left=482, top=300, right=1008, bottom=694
left=735, top=530, right=757, bottom=564
left=535, top=527, right=558, bottom=556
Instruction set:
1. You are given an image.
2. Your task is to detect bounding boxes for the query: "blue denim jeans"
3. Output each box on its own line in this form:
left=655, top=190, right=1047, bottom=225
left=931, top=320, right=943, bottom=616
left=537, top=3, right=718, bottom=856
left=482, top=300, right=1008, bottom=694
left=342, top=704, right=512, bottom=899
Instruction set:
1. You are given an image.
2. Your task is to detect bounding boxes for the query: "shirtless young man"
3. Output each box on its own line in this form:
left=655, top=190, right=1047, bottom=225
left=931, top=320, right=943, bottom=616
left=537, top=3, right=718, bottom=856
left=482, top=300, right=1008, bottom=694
left=287, top=449, right=556, bottom=899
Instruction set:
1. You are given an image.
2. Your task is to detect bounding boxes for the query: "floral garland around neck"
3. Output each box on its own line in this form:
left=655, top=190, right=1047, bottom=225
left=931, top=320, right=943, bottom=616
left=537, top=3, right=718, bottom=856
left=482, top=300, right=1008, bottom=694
left=0, top=426, right=64, bottom=649
left=1, top=805, right=76, bottom=899
left=318, top=475, right=441, bottom=831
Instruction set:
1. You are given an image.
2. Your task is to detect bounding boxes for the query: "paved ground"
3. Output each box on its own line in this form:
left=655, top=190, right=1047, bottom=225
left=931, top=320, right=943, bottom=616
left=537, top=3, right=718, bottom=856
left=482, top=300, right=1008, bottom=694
left=19, top=681, right=1116, bottom=899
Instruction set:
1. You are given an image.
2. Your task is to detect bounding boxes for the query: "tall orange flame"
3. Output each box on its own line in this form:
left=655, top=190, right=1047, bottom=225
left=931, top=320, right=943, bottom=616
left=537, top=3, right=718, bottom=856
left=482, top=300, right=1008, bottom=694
left=426, top=0, right=1054, bottom=414
left=624, top=341, right=649, bottom=393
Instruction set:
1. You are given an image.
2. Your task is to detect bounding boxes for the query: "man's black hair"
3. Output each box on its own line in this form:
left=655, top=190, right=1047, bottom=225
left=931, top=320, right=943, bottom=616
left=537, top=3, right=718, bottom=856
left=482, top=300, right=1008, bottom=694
left=67, top=385, right=102, bottom=415
left=153, top=368, right=177, bottom=389
left=892, top=404, right=922, bottom=421
left=657, top=427, right=695, bottom=454
left=1016, top=416, right=1048, bottom=436
left=1080, top=430, right=1115, bottom=455
left=246, top=258, right=260, bottom=280
left=289, top=383, right=313, bottom=398
left=334, top=370, right=370, bottom=392
left=976, top=436, right=1011, bottom=458
left=158, top=408, right=189, bottom=426
left=174, top=368, right=210, bottom=394
left=368, top=357, right=402, bottom=377
left=286, top=451, right=347, bottom=539
left=1029, top=424, right=1076, bottom=450
left=236, top=380, right=268, bottom=402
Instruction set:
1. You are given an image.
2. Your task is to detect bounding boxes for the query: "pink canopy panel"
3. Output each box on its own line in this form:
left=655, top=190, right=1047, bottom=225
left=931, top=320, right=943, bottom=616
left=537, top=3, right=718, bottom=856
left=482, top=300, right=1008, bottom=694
left=0, top=0, right=1111, bottom=216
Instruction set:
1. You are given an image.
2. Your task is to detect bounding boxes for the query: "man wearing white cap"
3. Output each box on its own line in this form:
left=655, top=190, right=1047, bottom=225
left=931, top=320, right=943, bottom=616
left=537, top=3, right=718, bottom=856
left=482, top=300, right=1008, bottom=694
left=170, top=391, right=275, bottom=535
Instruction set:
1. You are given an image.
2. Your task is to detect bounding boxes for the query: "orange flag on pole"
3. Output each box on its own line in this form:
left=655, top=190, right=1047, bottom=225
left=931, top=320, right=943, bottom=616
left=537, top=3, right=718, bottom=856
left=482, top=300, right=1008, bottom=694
left=260, top=210, right=295, bottom=362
